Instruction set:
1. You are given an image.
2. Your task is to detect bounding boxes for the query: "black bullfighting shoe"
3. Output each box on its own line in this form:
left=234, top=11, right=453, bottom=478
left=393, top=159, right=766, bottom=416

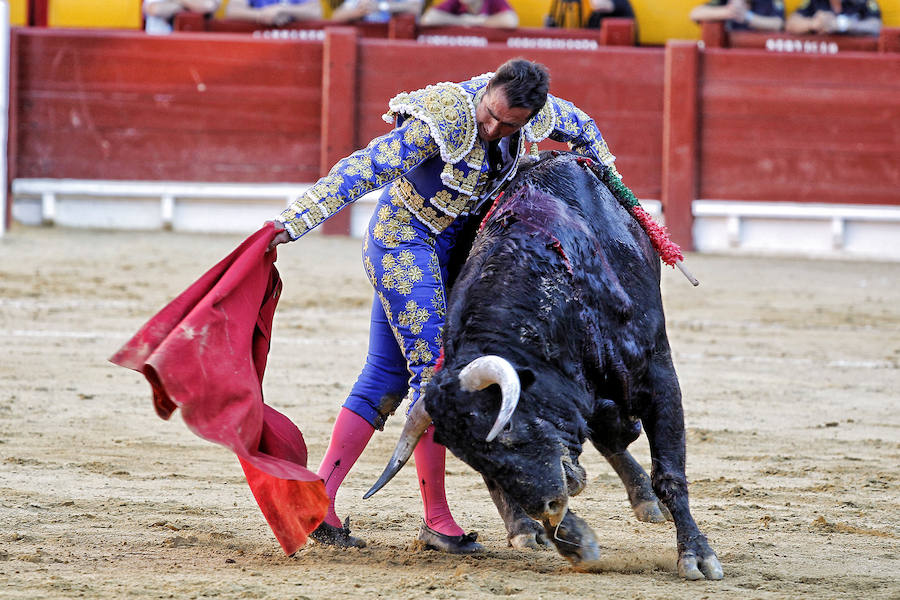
left=417, top=521, right=484, bottom=554
left=310, top=517, right=367, bottom=548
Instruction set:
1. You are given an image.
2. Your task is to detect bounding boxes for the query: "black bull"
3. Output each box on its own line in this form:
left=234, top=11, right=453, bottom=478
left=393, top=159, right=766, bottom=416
left=366, top=152, right=723, bottom=580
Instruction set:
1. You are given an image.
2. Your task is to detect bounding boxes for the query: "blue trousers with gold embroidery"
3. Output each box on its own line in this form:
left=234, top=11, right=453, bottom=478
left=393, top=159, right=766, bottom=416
left=343, top=188, right=471, bottom=429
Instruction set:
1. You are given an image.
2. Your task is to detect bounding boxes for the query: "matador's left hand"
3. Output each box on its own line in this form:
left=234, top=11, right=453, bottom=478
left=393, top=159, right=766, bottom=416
left=266, top=220, right=291, bottom=252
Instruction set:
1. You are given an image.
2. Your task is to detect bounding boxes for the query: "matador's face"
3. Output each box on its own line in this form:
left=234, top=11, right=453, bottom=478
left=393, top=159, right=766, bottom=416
left=476, top=86, right=532, bottom=143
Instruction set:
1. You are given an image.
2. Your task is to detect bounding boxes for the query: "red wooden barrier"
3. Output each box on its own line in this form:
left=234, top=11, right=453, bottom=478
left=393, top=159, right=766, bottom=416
left=661, top=41, right=699, bottom=250
left=697, top=49, right=900, bottom=207
left=880, top=26, right=900, bottom=52
left=700, top=21, right=900, bottom=54
left=27, top=0, right=45, bottom=27
left=175, top=12, right=391, bottom=38
left=319, top=27, right=358, bottom=235
left=7, top=28, right=900, bottom=247
left=11, top=28, right=324, bottom=183
left=173, top=12, right=631, bottom=49
left=600, top=17, right=636, bottom=47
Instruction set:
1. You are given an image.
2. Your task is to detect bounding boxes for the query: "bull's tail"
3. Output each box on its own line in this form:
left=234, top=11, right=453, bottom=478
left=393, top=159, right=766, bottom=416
left=575, top=157, right=699, bottom=286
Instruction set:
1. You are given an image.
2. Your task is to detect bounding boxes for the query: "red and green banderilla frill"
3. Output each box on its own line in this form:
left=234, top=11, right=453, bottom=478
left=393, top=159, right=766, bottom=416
left=574, top=155, right=699, bottom=286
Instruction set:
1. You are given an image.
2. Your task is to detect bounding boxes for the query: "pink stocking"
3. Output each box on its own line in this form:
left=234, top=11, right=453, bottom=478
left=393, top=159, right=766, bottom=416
left=316, top=408, right=374, bottom=528
left=415, top=425, right=465, bottom=536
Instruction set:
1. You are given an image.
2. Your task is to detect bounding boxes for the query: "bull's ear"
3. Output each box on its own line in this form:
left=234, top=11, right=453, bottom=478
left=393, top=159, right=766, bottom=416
left=517, top=367, right=535, bottom=390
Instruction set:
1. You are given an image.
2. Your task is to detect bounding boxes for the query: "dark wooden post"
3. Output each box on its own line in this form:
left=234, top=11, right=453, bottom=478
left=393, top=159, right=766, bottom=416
left=28, top=0, right=48, bottom=26
left=320, top=27, right=359, bottom=236
left=700, top=21, right=726, bottom=49
left=599, top=18, right=635, bottom=46
left=879, top=27, right=900, bottom=53
left=388, top=13, right=417, bottom=40
left=5, top=28, right=19, bottom=230
left=173, top=12, right=208, bottom=32
left=661, top=40, right=699, bottom=251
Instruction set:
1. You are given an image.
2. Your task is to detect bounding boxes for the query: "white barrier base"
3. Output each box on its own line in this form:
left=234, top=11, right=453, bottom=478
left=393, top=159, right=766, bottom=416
left=11, top=179, right=900, bottom=260
left=693, top=200, right=900, bottom=260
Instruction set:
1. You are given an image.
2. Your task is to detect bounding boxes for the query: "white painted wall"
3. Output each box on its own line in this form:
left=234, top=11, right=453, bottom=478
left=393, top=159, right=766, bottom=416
left=11, top=180, right=900, bottom=261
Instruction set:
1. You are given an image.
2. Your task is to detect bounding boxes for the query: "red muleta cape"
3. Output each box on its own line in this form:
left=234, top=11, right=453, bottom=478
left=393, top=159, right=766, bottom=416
left=109, top=223, right=327, bottom=555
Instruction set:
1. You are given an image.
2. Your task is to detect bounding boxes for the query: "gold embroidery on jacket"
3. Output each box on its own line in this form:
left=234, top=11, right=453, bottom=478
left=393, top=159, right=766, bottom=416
left=403, top=119, right=432, bottom=147
left=394, top=178, right=454, bottom=234
left=279, top=119, right=438, bottom=239
left=385, top=83, right=477, bottom=164
left=441, top=144, right=488, bottom=194
left=524, top=99, right=556, bottom=142
left=444, top=166, right=482, bottom=197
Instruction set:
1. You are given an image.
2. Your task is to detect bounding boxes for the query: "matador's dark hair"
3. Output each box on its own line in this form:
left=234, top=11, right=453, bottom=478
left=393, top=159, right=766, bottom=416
left=487, top=58, right=550, bottom=118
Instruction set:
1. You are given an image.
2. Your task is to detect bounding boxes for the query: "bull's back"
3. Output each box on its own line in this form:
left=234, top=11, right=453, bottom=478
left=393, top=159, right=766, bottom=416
left=445, top=152, right=666, bottom=371
left=495, top=153, right=660, bottom=301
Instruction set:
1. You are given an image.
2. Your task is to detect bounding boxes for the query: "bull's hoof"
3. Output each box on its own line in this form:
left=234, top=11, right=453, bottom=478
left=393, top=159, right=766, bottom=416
left=632, top=499, right=673, bottom=523
left=507, top=517, right=551, bottom=550
left=544, top=511, right=601, bottom=565
left=678, top=551, right=723, bottom=580
left=508, top=530, right=551, bottom=550
left=677, top=534, right=723, bottom=580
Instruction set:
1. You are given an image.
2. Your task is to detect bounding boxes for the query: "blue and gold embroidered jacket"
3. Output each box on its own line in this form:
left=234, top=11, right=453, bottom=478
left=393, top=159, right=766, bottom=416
left=277, top=73, right=619, bottom=239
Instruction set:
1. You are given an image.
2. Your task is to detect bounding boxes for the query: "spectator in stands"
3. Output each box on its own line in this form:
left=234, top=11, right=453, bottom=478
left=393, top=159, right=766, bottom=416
left=785, top=0, right=881, bottom=35
left=143, top=0, right=220, bottom=34
left=689, top=0, right=785, bottom=32
left=331, top=0, right=423, bottom=23
left=420, top=0, right=518, bottom=28
left=545, top=0, right=635, bottom=29
left=225, top=0, right=323, bottom=26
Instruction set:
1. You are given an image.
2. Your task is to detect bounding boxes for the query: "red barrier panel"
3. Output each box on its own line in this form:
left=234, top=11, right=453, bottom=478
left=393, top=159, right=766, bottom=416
left=173, top=12, right=632, bottom=49
left=7, top=28, right=900, bottom=247
left=319, top=27, right=359, bottom=235
left=698, top=49, right=900, bottom=206
left=700, top=21, right=900, bottom=54
left=662, top=41, right=699, bottom=250
left=11, top=28, right=324, bottom=183
left=175, top=13, right=391, bottom=38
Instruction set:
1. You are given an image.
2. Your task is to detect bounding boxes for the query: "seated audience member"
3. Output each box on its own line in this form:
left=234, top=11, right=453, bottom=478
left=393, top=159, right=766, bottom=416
left=690, top=0, right=785, bottom=32
left=546, top=0, right=634, bottom=28
left=331, top=0, right=423, bottom=23
left=225, top=0, right=323, bottom=26
left=785, top=0, right=881, bottom=35
left=143, top=0, right=220, bottom=34
left=420, top=0, right=519, bottom=28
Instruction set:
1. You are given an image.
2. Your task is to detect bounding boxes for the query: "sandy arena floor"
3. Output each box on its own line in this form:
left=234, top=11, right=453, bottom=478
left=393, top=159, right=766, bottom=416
left=1, top=224, right=898, bottom=599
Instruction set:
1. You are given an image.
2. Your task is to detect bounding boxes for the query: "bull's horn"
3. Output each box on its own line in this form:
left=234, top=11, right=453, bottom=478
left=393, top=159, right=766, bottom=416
left=458, top=355, right=520, bottom=442
left=362, top=398, right=431, bottom=499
